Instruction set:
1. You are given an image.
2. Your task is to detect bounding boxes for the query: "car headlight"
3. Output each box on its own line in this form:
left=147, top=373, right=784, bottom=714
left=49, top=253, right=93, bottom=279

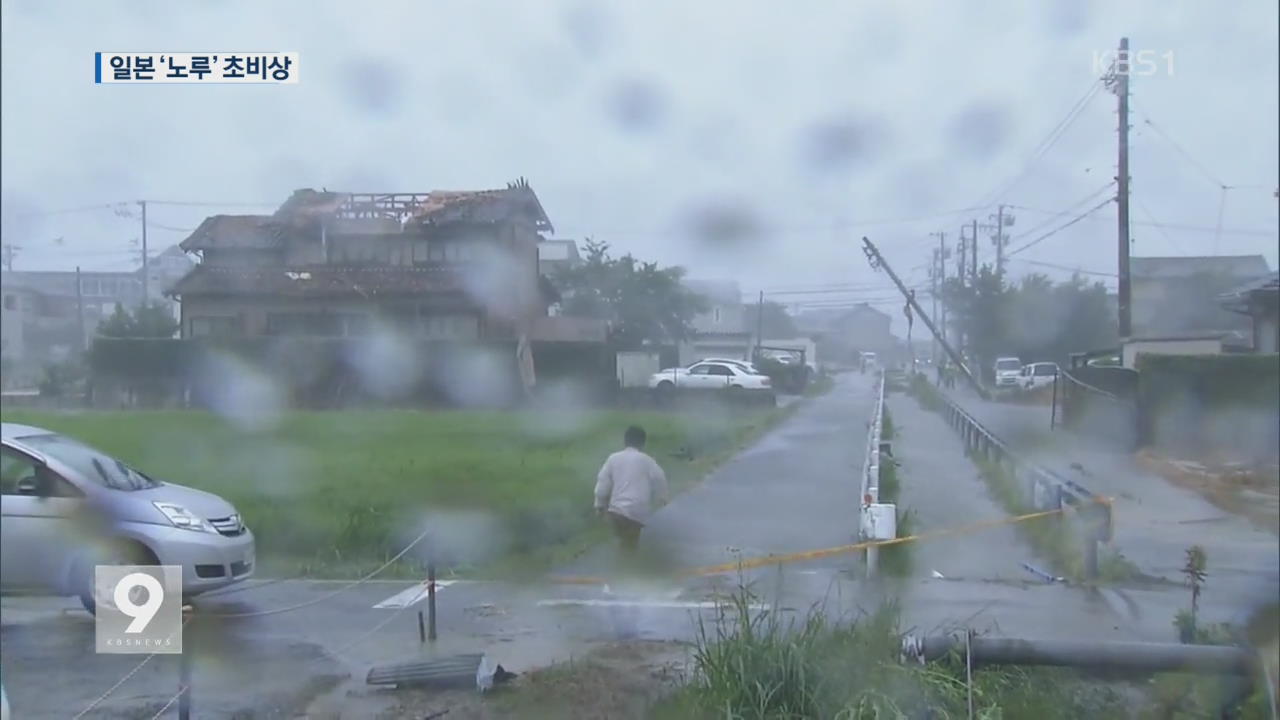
left=153, top=502, right=214, bottom=532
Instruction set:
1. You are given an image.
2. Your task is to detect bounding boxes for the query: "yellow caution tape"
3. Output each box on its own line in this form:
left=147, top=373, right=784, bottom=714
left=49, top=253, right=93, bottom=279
left=550, top=499, right=1112, bottom=586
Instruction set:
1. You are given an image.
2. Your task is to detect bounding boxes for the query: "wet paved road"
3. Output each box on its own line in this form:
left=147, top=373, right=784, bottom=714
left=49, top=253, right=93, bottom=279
left=0, top=374, right=1181, bottom=718
left=943, top=385, right=1279, bottom=637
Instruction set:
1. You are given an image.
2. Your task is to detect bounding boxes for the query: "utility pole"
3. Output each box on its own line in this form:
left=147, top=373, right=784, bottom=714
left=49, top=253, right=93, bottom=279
left=1110, top=37, right=1133, bottom=338
left=755, top=290, right=765, bottom=358
left=956, top=226, right=968, bottom=288
left=861, top=237, right=985, bottom=396
left=139, top=200, right=150, bottom=306
left=929, top=246, right=939, bottom=364
left=935, top=232, right=948, bottom=343
left=991, top=206, right=1005, bottom=278
left=970, top=219, right=978, bottom=281
left=1, top=243, right=19, bottom=272
left=76, top=266, right=86, bottom=352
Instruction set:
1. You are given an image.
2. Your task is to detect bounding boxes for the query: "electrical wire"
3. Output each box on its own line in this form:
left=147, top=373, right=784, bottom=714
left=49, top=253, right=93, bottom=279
left=1006, top=197, right=1115, bottom=257
left=1008, top=258, right=1117, bottom=278
left=972, top=76, right=1106, bottom=209
left=1133, top=105, right=1226, bottom=188
left=1005, top=182, right=1116, bottom=240
left=1008, top=205, right=1278, bottom=237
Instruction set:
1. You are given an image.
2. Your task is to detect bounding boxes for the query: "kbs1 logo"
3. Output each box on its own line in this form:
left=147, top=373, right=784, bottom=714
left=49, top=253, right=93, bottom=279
left=1092, top=49, right=1175, bottom=77
left=94, top=565, right=184, bottom=654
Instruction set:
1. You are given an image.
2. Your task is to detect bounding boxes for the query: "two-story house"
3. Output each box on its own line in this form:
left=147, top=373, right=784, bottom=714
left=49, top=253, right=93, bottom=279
left=681, top=278, right=751, bottom=364
left=169, top=181, right=562, bottom=344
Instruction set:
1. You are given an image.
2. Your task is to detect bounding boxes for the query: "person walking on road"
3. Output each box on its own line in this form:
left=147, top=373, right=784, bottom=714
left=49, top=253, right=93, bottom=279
left=594, top=425, right=669, bottom=554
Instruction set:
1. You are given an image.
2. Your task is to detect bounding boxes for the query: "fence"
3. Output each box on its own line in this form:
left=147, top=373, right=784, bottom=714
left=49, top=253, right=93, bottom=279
left=937, top=389, right=1113, bottom=580
left=1055, top=366, right=1140, bottom=450
left=859, top=370, right=889, bottom=576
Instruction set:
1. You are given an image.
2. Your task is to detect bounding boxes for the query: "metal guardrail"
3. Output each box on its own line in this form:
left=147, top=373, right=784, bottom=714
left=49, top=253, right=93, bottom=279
left=860, top=370, right=888, bottom=576
left=934, top=388, right=1113, bottom=579
left=862, top=370, right=886, bottom=504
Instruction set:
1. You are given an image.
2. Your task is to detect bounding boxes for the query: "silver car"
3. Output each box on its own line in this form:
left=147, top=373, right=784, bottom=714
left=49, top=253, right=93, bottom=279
left=0, top=422, right=255, bottom=611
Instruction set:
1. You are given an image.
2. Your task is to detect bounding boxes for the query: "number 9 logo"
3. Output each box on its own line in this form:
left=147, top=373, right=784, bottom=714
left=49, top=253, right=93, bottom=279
left=114, top=572, right=165, bottom=633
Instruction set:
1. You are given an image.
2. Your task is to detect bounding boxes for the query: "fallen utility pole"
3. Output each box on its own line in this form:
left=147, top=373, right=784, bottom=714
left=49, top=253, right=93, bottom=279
left=861, top=237, right=986, bottom=398
left=901, top=635, right=1255, bottom=676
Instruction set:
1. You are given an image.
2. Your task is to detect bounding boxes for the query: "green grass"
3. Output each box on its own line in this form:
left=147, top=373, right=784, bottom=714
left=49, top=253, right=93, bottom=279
left=651, top=584, right=1135, bottom=719
left=3, top=403, right=789, bottom=576
left=881, top=407, right=895, bottom=441
left=876, top=452, right=912, bottom=577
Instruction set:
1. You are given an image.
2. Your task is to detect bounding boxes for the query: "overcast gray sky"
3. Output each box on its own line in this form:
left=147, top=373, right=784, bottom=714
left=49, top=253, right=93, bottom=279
left=2, top=0, right=1277, bottom=319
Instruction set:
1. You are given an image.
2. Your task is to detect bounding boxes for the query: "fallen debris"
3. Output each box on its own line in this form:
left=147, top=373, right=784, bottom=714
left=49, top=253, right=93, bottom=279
left=1020, top=562, right=1064, bottom=584
left=366, top=654, right=517, bottom=692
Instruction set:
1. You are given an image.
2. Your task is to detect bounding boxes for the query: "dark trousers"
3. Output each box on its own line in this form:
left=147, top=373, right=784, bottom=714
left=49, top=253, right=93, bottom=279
left=608, top=511, right=643, bottom=552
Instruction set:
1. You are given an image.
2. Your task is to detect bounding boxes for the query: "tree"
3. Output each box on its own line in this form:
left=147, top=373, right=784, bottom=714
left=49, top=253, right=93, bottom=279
left=97, top=301, right=179, bottom=339
left=941, top=266, right=1116, bottom=379
left=744, top=301, right=798, bottom=339
left=553, top=239, right=707, bottom=349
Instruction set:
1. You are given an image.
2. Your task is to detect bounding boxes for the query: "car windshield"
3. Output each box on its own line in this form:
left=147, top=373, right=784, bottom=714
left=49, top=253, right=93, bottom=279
left=19, top=434, right=161, bottom=491
left=996, top=360, right=1021, bottom=371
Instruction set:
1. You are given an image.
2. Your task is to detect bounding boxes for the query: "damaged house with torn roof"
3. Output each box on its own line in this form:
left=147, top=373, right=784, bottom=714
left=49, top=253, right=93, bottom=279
left=163, top=179, right=607, bottom=406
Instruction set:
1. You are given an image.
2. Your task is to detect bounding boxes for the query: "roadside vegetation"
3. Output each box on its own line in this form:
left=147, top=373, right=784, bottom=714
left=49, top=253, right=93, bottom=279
left=972, top=456, right=1135, bottom=583
left=650, top=585, right=1135, bottom=718
left=875, top=407, right=913, bottom=577
left=3, top=404, right=789, bottom=576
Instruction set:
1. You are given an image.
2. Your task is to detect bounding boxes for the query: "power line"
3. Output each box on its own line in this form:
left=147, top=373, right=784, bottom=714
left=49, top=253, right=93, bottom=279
left=1009, top=258, right=1117, bottom=278
left=1008, top=205, right=1278, bottom=237
left=12, top=199, right=275, bottom=219
left=1006, top=197, right=1115, bottom=257
left=999, top=182, right=1115, bottom=258
left=1133, top=105, right=1226, bottom=188
left=1130, top=195, right=1186, bottom=253
left=971, top=75, right=1106, bottom=210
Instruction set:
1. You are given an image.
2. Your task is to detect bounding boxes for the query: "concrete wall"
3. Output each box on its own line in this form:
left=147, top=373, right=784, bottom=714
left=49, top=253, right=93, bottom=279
left=1122, top=338, right=1222, bottom=369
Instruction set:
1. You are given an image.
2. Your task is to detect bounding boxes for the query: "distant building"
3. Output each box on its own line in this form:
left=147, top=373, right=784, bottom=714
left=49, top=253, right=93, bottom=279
left=797, top=303, right=895, bottom=365
left=1, top=265, right=157, bottom=382
left=537, top=239, right=582, bottom=277
left=681, top=278, right=751, bottom=363
left=1218, top=271, right=1279, bottom=353
left=1130, top=255, right=1271, bottom=346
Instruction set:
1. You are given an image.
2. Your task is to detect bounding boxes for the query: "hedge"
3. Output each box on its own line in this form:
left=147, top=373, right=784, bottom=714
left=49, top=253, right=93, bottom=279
left=1135, top=352, right=1280, bottom=460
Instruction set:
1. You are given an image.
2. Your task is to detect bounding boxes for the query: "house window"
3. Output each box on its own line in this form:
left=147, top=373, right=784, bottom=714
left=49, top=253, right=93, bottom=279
left=429, top=243, right=446, bottom=262
left=412, top=240, right=431, bottom=265
left=190, top=316, right=240, bottom=338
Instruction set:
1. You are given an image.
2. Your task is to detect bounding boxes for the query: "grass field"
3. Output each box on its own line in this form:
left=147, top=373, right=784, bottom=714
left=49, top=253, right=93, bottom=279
left=3, top=402, right=788, bottom=576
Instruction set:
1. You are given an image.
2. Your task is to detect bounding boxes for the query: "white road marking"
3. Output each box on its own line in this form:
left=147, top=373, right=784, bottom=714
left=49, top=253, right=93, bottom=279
left=536, top=599, right=770, bottom=610
left=372, top=580, right=458, bottom=609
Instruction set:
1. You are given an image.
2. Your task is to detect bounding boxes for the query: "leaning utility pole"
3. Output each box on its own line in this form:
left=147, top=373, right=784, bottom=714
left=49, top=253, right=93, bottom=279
left=1109, top=37, right=1133, bottom=338
left=862, top=237, right=985, bottom=396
